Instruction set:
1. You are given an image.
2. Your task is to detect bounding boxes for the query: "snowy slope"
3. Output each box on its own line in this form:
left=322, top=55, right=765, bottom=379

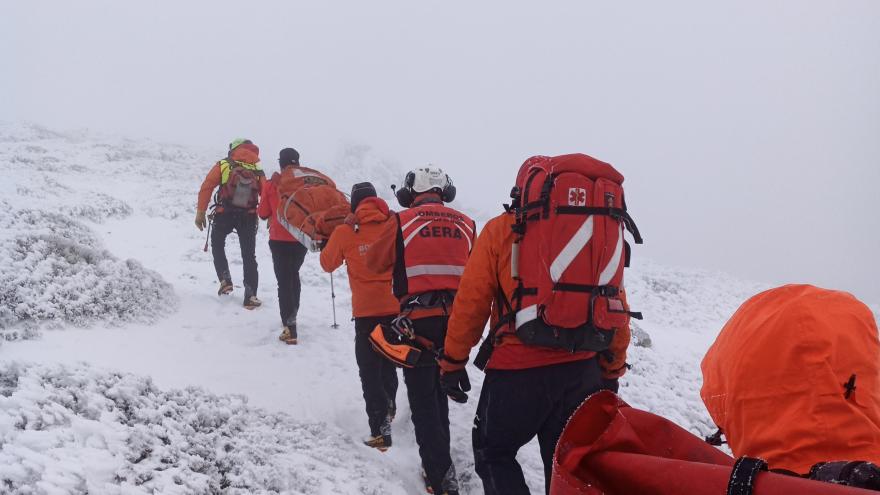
left=1, top=123, right=875, bottom=494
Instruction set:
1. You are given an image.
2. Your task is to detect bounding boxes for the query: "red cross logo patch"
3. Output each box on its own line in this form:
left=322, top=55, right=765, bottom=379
left=568, top=187, right=587, bottom=206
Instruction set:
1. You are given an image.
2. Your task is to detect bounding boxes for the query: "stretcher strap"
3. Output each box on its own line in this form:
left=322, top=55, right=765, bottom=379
left=728, top=457, right=768, bottom=495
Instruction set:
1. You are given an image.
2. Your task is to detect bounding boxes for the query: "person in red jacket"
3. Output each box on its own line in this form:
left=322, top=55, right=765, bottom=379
left=367, top=167, right=474, bottom=495
left=437, top=156, right=632, bottom=495
left=195, top=138, right=265, bottom=309
left=319, top=183, right=401, bottom=452
left=257, top=148, right=308, bottom=344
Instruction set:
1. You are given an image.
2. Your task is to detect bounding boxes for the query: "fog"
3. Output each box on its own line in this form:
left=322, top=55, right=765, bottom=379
left=3, top=1, right=878, bottom=302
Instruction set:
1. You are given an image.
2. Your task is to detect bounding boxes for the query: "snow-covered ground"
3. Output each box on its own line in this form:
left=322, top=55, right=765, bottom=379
left=1, top=123, right=874, bottom=494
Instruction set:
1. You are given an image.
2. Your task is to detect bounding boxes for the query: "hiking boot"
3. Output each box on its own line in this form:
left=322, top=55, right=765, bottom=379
left=217, top=279, right=233, bottom=296
left=243, top=296, right=262, bottom=310
left=363, top=434, right=391, bottom=452
left=279, top=325, right=297, bottom=345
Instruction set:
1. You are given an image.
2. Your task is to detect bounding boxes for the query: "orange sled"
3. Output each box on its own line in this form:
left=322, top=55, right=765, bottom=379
left=551, top=391, right=877, bottom=495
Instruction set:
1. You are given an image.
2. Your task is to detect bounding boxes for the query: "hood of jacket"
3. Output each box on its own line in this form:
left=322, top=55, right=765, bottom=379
left=700, top=284, right=880, bottom=473
left=355, top=197, right=390, bottom=224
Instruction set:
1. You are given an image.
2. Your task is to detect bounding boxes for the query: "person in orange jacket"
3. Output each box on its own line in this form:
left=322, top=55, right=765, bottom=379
left=366, top=167, right=474, bottom=495
left=319, top=183, right=401, bottom=452
left=257, top=148, right=308, bottom=344
left=701, top=284, right=880, bottom=483
left=436, top=160, right=630, bottom=495
left=195, top=138, right=265, bottom=309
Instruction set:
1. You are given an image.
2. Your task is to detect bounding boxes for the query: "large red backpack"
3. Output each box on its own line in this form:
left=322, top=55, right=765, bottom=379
left=273, top=166, right=350, bottom=251
left=504, top=154, right=642, bottom=352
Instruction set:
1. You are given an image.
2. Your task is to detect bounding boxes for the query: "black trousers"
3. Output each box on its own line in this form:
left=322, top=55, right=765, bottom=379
left=211, top=210, right=258, bottom=297
left=403, top=315, right=457, bottom=494
left=268, top=240, right=308, bottom=326
left=473, top=358, right=603, bottom=495
left=354, top=316, right=399, bottom=437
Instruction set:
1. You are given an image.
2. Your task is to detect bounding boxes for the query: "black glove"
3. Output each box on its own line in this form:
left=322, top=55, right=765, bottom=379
left=440, top=368, right=471, bottom=404
left=600, top=377, right=619, bottom=394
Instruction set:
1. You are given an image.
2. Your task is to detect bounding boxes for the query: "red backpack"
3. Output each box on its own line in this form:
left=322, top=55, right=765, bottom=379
left=218, top=159, right=263, bottom=210
left=503, top=154, right=642, bottom=352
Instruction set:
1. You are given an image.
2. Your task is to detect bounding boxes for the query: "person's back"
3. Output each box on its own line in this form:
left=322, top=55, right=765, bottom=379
left=257, top=148, right=308, bottom=343
left=320, top=194, right=400, bottom=318
left=439, top=153, right=638, bottom=495
left=195, top=138, right=264, bottom=308
left=365, top=166, right=472, bottom=495
left=320, top=184, right=401, bottom=452
left=701, top=284, right=880, bottom=475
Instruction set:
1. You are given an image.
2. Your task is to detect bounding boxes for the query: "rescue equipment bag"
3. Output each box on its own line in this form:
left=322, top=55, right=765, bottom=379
left=273, top=166, right=350, bottom=251
left=550, top=391, right=878, bottom=495
left=501, top=154, right=642, bottom=353
left=367, top=317, right=440, bottom=368
left=368, top=323, right=422, bottom=368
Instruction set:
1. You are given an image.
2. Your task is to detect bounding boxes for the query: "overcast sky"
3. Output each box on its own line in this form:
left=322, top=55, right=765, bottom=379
left=2, top=1, right=878, bottom=303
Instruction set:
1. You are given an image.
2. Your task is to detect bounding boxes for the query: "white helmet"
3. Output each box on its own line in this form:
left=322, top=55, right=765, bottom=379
left=395, top=166, right=456, bottom=207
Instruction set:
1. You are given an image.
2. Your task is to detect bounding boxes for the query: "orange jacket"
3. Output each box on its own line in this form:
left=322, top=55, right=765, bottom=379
left=197, top=143, right=263, bottom=212
left=444, top=213, right=631, bottom=374
left=701, top=284, right=880, bottom=474
left=319, top=197, right=401, bottom=318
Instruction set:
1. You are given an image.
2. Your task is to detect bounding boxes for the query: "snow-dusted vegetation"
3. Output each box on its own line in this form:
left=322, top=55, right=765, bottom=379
left=0, top=362, right=400, bottom=494
left=0, top=230, right=173, bottom=340
left=0, top=125, right=178, bottom=341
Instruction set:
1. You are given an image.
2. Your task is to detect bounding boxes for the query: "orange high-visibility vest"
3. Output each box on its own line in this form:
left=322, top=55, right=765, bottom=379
left=393, top=201, right=475, bottom=299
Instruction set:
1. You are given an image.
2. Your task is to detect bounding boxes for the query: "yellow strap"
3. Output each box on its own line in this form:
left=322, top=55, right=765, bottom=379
left=219, top=159, right=262, bottom=185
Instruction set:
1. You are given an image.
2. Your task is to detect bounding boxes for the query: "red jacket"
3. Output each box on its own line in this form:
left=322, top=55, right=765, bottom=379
left=257, top=169, right=297, bottom=243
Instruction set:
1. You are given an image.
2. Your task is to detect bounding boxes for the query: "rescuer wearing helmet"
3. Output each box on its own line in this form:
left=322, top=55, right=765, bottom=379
left=367, top=166, right=475, bottom=495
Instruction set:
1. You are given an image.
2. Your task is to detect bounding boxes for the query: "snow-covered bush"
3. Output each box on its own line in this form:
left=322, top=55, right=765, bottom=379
left=0, top=233, right=175, bottom=338
left=66, top=192, right=133, bottom=223
left=0, top=362, right=398, bottom=494
left=2, top=208, right=102, bottom=248
left=0, top=203, right=175, bottom=340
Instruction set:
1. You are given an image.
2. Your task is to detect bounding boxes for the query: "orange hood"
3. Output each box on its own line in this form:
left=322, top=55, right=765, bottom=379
left=700, top=284, right=880, bottom=473
left=355, top=197, right=390, bottom=224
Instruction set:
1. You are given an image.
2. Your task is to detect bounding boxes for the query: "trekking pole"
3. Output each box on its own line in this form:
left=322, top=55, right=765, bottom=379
left=329, top=272, right=340, bottom=329
left=202, top=214, right=214, bottom=252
